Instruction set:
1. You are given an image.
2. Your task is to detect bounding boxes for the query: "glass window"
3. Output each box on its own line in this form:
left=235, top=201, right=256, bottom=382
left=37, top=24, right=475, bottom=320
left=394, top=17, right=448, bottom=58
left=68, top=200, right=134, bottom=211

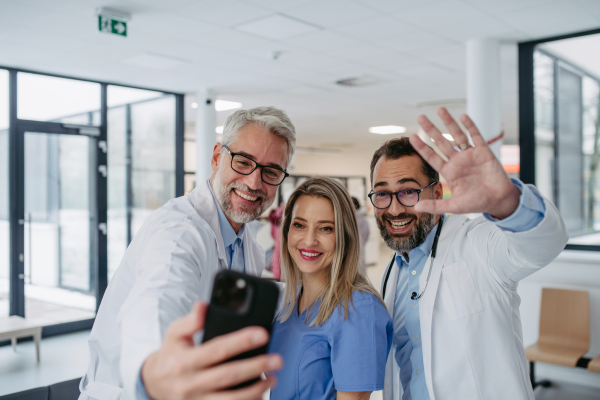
left=131, top=96, right=176, bottom=236
left=17, top=73, right=101, bottom=124
left=533, top=32, right=600, bottom=246
left=0, top=69, right=8, bottom=318
left=24, top=132, right=96, bottom=321
left=534, top=52, right=555, bottom=201
left=107, top=86, right=176, bottom=279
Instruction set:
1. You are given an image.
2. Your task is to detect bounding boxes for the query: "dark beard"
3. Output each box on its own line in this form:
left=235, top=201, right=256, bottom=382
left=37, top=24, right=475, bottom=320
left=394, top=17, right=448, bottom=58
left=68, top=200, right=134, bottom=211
left=376, top=212, right=436, bottom=254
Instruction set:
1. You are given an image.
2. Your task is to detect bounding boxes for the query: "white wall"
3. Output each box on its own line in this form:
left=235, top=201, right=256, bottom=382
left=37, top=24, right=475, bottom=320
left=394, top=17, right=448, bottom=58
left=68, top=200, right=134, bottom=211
left=518, top=250, right=600, bottom=389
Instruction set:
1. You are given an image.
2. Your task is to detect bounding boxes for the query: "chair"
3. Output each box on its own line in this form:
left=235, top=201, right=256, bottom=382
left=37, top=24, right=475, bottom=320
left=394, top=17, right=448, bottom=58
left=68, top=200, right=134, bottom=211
left=525, top=288, right=589, bottom=389
left=588, top=355, right=600, bottom=373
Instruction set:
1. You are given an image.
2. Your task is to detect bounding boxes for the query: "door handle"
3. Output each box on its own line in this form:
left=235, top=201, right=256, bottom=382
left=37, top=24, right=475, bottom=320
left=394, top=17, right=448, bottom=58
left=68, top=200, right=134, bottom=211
left=98, top=165, right=107, bottom=178
left=99, top=223, right=107, bottom=235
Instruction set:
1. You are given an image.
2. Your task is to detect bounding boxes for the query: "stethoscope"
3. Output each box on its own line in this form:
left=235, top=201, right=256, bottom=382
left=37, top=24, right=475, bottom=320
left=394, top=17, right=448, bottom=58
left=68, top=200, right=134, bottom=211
left=382, top=216, right=444, bottom=300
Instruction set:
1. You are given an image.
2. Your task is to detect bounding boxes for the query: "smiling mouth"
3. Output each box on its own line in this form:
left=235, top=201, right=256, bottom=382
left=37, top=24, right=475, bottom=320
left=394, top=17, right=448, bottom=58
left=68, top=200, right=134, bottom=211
left=389, top=219, right=412, bottom=229
left=299, top=249, right=323, bottom=260
left=233, top=188, right=258, bottom=202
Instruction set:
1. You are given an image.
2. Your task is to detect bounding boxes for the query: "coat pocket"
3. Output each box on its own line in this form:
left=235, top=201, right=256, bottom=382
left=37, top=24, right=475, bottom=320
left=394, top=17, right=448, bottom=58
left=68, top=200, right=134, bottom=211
left=440, top=261, right=484, bottom=321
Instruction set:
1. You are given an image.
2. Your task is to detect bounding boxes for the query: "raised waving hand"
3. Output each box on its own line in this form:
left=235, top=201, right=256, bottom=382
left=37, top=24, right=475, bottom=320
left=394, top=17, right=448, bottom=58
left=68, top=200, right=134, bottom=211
left=409, top=107, right=520, bottom=219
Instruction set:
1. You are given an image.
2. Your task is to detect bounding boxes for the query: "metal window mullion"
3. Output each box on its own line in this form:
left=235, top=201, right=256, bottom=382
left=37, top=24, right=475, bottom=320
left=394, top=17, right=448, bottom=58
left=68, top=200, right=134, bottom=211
left=553, top=59, right=560, bottom=209
left=95, top=84, right=108, bottom=312
left=8, top=69, right=25, bottom=317
left=126, top=104, right=132, bottom=245
left=175, top=94, right=184, bottom=197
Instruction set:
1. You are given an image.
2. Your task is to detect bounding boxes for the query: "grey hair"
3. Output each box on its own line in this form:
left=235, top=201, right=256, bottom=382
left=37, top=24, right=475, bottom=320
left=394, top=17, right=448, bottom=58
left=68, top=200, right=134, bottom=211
left=221, top=106, right=296, bottom=167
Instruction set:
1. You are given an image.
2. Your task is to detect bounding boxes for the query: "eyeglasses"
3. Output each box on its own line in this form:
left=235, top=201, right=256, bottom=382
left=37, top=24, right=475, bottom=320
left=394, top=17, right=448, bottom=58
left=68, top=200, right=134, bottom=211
left=222, top=145, right=289, bottom=186
left=368, top=181, right=437, bottom=209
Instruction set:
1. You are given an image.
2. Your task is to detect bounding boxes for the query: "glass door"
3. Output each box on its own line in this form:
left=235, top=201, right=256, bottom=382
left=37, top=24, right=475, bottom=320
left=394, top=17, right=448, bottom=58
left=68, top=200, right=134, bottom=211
left=18, top=127, right=97, bottom=324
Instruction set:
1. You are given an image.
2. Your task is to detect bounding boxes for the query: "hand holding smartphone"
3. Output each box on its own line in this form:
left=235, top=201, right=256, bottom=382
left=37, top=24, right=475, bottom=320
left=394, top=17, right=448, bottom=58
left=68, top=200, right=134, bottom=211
left=201, top=270, right=280, bottom=389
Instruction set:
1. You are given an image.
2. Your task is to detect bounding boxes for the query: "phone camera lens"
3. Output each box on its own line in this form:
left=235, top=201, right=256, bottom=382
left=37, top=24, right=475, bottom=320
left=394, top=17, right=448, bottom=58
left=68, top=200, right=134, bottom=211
left=236, top=279, right=246, bottom=289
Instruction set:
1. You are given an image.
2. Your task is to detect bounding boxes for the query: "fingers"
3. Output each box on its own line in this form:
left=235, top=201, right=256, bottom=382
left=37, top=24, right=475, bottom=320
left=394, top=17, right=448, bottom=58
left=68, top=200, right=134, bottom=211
left=414, top=199, right=460, bottom=215
left=417, top=114, right=456, bottom=159
left=437, top=108, right=470, bottom=146
left=193, top=354, right=283, bottom=392
left=164, top=302, right=208, bottom=346
left=459, top=114, right=487, bottom=147
left=408, top=135, right=446, bottom=172
left=207, top=377, right=277, bottom=400
left=187, top=326, right=270, bottom=369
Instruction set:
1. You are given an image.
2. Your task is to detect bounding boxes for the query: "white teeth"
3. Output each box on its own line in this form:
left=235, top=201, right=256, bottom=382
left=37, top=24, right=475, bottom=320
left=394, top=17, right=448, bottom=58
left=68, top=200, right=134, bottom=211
left=301, top=251, right=321, bottom=257
left=390, top=220, right=411, bottom=229
left=234, top=189, right=258, bottom=201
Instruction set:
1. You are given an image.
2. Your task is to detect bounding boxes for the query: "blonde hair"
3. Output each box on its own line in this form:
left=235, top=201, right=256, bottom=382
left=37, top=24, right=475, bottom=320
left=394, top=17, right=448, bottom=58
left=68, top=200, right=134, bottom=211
left=279, top=177, right=385, bottom=326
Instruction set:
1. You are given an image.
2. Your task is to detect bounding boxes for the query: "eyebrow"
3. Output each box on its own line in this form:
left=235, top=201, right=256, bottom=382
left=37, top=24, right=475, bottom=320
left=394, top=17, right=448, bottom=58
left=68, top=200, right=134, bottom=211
left=294, top=217, right=335, bottom=224
left=373, top=177, right=421, bottom=190
left=236, top=150, right=285, bottom=171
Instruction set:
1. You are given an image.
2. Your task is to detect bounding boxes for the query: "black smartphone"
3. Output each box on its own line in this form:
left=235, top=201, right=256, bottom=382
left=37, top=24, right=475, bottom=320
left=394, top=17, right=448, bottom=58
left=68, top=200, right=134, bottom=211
left=201, top=269, right=279, bottom=389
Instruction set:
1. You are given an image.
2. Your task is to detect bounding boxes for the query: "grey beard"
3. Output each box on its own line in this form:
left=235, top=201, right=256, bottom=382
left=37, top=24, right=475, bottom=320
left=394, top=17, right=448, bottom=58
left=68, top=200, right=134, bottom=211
left=377, top=212, right=436, bottom=254
left=212, top=164, right=274, bottom=224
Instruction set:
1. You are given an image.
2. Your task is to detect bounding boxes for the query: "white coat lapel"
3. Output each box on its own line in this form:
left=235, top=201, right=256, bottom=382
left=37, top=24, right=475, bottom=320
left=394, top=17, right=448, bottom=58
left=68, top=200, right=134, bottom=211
left=418, top=214, right=468, bottom=400
left=381, top=256, right=399, bottom=400
left=190, top=180, right=228, bottom=266
left=242, top=220, right=264, bottom=277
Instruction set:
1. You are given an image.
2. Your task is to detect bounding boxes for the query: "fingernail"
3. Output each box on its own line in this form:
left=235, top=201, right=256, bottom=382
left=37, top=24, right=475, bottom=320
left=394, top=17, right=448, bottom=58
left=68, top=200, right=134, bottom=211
left=268, top=355, right=282, bottom=369
left=252, top=329, right=267, bottom=345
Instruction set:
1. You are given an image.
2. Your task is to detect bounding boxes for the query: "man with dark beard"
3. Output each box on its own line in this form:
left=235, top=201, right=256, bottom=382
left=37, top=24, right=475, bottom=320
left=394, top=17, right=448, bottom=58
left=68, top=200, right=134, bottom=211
left=79, top=107, right=294, bottom=400
left=372, top=108, right=567, bottom=400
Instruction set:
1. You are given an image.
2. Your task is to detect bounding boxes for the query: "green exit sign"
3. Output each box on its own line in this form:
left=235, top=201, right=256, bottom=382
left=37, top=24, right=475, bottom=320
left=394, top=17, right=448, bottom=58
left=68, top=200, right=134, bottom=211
left=98, top=15, right=127, bottom=37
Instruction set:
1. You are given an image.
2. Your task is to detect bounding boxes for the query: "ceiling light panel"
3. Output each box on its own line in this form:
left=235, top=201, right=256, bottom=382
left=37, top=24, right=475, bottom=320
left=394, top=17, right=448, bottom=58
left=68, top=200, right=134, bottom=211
left=215, top=100, right=243, bottom=111
left=369, top=126, right=407, bottom=135
left=236, top=14, right=321, bottom=40
left=123, top=53, right=189, bottom=70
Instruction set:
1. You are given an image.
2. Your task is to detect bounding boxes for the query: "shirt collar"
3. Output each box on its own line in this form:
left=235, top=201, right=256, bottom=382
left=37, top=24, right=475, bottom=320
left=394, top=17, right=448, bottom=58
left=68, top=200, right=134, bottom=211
left=208, top=180, right=244, bottom=249
left=396, top=214, right=445, bottom=263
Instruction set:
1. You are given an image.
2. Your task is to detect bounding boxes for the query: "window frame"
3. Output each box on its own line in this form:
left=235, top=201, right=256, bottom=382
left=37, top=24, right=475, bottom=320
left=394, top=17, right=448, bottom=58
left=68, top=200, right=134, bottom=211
left=1, top=64, right=185, bottom=340
left=519, top=27, right=600, bottom=252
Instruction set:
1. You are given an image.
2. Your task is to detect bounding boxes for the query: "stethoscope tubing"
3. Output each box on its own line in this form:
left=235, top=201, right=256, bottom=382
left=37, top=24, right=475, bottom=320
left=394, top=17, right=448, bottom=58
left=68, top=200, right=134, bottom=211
left=382, top=216, right=444, bottom=300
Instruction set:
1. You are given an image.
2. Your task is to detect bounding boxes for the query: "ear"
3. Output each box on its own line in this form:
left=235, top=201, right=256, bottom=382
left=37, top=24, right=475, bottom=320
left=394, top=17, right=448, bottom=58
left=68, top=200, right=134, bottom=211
left=434, top=181, right=444, bottom=200
left=211, top=143, right=222, bottom=174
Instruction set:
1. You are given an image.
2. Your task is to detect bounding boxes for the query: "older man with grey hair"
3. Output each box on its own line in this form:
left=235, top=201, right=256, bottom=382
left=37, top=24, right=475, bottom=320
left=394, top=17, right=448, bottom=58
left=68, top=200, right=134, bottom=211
left=79, top=107, right=295, bottom=400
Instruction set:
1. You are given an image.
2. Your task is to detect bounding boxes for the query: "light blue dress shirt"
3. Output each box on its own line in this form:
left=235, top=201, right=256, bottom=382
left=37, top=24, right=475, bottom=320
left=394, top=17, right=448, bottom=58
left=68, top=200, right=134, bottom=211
left=137, top=181, right=247, bottom=398
left=393, top=179, right=546, bottom=400
left=208, top=181, right=245, bottom=271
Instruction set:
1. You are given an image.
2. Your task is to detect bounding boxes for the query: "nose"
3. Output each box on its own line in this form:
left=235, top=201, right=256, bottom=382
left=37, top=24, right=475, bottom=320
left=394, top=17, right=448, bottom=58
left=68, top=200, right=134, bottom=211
left=243, top=166, right=263, bottom=190
left=304, top=228, right=318, bottom=246
left=387, top=194, right=408, bottom=216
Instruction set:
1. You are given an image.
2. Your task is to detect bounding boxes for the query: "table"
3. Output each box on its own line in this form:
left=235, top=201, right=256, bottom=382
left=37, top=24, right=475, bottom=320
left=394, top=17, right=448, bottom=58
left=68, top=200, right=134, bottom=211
left=0, top=316, right=43, bottom=362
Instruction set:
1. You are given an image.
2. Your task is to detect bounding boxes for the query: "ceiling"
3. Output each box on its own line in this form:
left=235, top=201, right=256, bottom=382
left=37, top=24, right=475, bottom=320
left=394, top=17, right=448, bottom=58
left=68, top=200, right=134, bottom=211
left=1, top=0, right=599, bottom=148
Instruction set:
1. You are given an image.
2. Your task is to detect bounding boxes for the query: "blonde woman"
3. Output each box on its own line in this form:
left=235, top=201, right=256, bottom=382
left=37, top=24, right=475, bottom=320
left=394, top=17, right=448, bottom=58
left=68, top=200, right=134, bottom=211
left=269, top=177, right=393, bottom=400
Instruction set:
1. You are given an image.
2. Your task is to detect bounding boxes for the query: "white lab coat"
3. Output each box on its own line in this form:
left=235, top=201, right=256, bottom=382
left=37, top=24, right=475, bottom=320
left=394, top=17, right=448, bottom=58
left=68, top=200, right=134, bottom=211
left=79, top=181, right=265, bottom=400
left=380, top=195, right=568, bottom=400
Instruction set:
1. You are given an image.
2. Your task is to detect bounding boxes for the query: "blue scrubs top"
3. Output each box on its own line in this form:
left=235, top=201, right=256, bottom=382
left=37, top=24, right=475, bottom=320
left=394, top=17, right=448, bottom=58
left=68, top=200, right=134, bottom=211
left=269, top=290, right=393, bottom=400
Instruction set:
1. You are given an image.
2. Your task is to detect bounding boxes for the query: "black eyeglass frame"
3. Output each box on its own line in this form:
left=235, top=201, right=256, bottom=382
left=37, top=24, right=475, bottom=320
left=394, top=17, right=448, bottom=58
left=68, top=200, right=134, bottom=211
left=222, top=145, right=290, bottom=186
left=368, top=181, right=438, bottom=209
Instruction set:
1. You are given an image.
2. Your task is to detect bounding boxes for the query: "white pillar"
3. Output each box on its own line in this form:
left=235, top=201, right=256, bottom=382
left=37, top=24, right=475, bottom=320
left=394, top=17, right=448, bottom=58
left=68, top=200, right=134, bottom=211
left=466, top=38, right=502, bottom=159
left=196, top=89, right=216, bottom=183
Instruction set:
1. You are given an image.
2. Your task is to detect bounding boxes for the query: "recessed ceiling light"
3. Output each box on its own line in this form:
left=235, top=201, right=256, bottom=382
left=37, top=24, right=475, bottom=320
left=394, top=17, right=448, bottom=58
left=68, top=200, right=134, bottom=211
left=236, top=14, right=321, bottom=40
left=191, top=102, right=198, bottom=109
left=369, top=126, right=407, bottom=135
left=123, top=53, right=189, bottom=70
left=215, top=100, right=242, bottom=111
left=442, top=133, right=454, bottom=141
left=216, top=126, right=224, bottom=134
